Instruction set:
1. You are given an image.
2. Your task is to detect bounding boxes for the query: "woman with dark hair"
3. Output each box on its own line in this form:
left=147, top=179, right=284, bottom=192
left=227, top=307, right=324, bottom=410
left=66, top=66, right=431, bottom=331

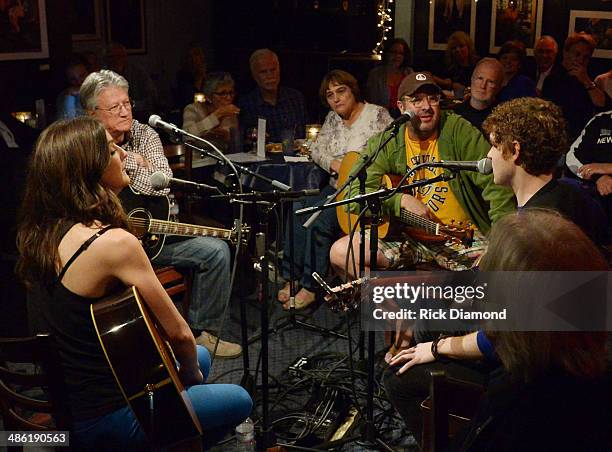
left=17, top=117, right=252, bottom=450
left=433, top=31, right=479, bottom=98
left=496, top=41, right=537, bottom=102
left=277, top=70, right=392, bottom=309
left=182, top=71, right=240, bottom=152
left=383, top=209, right=611, bottom=449
left=366, top=38, right=413, bottom=117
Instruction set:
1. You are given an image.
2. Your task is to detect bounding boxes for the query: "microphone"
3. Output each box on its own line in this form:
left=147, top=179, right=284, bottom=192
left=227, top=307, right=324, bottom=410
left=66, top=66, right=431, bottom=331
left=384, top=111, right=415, bottom=131
left=425, top=158, right=492, bottom=175
left=150, top=171, right=220, bottom=193
left=148, top=114, right=182, bottom=135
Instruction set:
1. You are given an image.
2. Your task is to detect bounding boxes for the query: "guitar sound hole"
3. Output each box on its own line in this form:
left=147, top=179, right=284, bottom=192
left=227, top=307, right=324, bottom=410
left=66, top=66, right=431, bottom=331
left=128, top=210, right=151, bottom=238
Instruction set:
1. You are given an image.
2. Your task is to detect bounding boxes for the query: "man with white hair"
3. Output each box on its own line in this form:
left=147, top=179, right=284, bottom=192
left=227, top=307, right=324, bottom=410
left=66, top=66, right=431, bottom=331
left=454, top=57, right=504, bottom=130
left=80, top=69, right=242, bottom=358
left=238, top=48, right=307, bottom=142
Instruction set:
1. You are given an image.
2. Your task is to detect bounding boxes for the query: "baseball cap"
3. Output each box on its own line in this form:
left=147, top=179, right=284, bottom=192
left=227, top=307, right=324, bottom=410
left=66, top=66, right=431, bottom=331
left=398, top=72, right=441, bottom=100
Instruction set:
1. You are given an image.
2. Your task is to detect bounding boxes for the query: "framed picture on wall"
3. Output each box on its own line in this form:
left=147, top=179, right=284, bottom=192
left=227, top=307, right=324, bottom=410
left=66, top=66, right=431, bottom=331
left=71, top=0, right=103, bottom=41
left=0, top=0, right=49, bottom=61
left=428, top=0, right=477, bottom=51
left=106, top=0, right=146, bottom=54
left=489, top=0, right=544, bottom=56
left=568, top=10, right=612, bottom=59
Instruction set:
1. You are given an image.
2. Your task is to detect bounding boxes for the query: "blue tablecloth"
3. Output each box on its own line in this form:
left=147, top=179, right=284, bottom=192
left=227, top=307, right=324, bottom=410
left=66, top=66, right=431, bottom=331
left=242, top=161, right=330, bottom=192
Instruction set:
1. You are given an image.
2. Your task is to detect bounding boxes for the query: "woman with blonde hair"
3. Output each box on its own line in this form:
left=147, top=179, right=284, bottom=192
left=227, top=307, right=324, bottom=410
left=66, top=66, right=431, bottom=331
left=433, top=31, right=478, bottom=97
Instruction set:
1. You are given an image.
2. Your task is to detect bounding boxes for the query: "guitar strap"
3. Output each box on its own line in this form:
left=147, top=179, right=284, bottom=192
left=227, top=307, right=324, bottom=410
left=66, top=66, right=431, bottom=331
left=57, top=225, right=114, bottom=283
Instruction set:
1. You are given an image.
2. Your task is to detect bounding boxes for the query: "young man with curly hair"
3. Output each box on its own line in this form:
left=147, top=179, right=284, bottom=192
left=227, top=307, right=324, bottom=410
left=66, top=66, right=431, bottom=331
left=482, top=97, right=607, bottom=245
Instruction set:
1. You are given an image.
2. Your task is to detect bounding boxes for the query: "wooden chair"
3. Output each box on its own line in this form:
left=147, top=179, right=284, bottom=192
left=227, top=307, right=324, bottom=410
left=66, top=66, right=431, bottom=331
left=420, top=370, right=484, bottom=452
left=163, top=144, right=194, bottom=221
left=0, top=334, right=72, bottom=442
left=155, top=266, right=193, bottom=321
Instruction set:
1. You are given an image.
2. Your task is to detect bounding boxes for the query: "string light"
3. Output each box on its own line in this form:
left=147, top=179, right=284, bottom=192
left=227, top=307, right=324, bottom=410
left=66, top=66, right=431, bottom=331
left=373, top=0, right=394, bottom=55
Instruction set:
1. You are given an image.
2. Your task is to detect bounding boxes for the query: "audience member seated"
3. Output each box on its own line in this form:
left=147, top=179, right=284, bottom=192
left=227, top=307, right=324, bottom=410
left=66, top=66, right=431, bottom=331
left=106, top=42, right=158, bottom=121
left=595, top=69, right=612, bottom=100
left=542, top=32, right=607, bottom=141
left=496, top=41, right=536, bottom=103
left=383, top=209, right=610, bottom=447
left=566, top=109, right=612, bottom=228
left=454, top=57, right=504, bottom=131
left=183, top=71, right=240, bottom=153
left=366, top=38, right=414, bottom=118
left=530, top=35, right=560, bottom=96
left=432, top=31, right=479, bottom=98
left=277, top=70, right=392, bottom=310
left=176, top=45, right=208, bottom=110
left=238, top=48, right=307, bottom=143
left=55, top=54, right=89, bottom=120
left=17, top=117, right=252, bottom=450
left=82, top=50, right=102, bottom=73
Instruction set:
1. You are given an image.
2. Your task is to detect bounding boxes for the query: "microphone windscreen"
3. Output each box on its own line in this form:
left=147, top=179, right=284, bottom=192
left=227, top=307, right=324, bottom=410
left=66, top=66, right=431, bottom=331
left=150, top=171, right=169, bottom=190
left=148, top=114, right=161, bottom=128
left=478, top=158, right=493, bottom=175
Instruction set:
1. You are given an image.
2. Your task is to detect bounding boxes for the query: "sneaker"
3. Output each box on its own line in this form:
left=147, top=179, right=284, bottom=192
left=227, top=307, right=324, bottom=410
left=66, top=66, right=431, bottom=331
left=196, top=331, right=242, bottom=359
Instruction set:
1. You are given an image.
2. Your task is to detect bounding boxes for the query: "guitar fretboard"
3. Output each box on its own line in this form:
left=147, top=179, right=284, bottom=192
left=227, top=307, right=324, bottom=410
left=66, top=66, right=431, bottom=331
left=132, top=218, right=232, bottom=240
left=398, top=208, right=440, bottom=236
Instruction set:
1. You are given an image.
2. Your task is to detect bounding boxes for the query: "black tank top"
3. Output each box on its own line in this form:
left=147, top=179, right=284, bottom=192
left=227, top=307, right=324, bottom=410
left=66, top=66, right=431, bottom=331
left=27, top=224, right=126, bottom=420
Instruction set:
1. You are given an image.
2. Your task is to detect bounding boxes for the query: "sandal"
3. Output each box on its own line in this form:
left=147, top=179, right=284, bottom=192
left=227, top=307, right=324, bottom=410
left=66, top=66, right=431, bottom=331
left=277, top=281, right=298, bottom=303
left=283, top=288, right=317, bottom=311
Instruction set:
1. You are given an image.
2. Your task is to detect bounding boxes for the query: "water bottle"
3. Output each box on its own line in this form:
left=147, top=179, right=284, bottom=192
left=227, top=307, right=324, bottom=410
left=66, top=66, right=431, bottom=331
left=235, top=417, right=255, bottom=451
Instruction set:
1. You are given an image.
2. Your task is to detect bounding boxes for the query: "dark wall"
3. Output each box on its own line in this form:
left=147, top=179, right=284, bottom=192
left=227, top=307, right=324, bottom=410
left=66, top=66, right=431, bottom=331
left=0, top=0, right=71, bottom=114
left=412, top=0, right=611, bottom=76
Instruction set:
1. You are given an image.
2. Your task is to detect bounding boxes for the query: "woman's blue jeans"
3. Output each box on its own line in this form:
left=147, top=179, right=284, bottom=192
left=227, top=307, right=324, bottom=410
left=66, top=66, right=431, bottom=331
left=72, top=346, right=252, bottom=450
left=281, top=185, right=340, bottom=291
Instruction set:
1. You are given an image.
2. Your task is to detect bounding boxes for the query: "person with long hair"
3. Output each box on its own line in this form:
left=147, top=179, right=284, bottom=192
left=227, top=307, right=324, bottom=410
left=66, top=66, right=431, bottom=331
left=383, top=209, right=611, bottom=449
left=17, top=117, right=252, bottom=450
left=366, top=38, right=414, bottom=117
left=433, top=31, right=479, bottom=98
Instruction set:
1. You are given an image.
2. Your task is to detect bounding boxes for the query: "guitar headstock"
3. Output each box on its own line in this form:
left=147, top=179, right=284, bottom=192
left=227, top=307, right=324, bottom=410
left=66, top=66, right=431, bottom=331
left=230, top=224, right=251, bottom=248
left=324, top=277, right=365, bottom=313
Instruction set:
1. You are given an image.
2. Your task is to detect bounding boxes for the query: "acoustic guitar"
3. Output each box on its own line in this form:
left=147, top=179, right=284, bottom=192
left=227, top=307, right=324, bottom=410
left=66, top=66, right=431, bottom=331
left=91, top=286, right=203, bottom=446
left=336, top=151, right=473, bottom=246
left=120, top=186, right=249, bottom=259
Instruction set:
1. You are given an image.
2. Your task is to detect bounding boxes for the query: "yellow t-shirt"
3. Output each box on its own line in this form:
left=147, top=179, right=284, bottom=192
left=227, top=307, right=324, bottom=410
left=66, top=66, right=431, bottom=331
left=404, top=129, right=472, bottom=228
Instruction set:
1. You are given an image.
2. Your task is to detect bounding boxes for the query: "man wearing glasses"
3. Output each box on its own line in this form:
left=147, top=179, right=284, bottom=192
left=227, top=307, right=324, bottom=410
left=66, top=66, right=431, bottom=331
left=79, top=70, right=242, bottom=359
left=330, top=71, right=515, bottom=275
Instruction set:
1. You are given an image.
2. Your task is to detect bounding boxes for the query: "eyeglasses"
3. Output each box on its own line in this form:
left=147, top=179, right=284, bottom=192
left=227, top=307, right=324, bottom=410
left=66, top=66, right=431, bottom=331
left=404, top=94, right=441, bottom=108
left=96, top=100, right=134, bottom=115
left=212, top=90, right=235, bottom=97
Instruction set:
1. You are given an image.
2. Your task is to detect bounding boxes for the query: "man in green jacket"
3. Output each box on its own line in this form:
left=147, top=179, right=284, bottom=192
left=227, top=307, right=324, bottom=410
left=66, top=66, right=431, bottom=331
left=330, top=72, right=515, bottom=276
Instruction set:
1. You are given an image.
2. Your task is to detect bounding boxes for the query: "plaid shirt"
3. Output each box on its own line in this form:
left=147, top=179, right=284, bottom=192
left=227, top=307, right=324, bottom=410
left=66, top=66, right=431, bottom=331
left=238, top=86, right=307, bottom=142
left=121, top=119, right=172, bottom=196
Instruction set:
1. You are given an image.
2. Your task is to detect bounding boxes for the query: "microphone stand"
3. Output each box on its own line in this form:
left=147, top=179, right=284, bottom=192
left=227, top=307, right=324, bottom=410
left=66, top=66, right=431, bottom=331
left=297, top=170, right=454, bottom=451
